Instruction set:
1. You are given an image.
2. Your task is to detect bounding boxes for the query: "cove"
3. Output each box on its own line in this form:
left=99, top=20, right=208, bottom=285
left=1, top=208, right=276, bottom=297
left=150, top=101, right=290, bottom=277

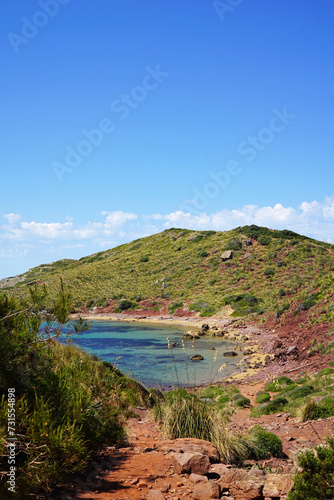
left=68, top=320, right=243, bottom=388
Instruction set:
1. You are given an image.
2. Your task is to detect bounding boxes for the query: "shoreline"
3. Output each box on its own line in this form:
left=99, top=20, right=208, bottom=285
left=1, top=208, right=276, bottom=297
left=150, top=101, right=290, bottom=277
left=72, top=312, right=235, bottom=330
left=70, top=312, right=271, bottom=384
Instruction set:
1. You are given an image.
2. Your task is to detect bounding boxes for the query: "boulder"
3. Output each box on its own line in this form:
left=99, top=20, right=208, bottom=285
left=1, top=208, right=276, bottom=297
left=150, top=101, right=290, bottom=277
left=147, top=490, right=166, bottom=500
left=201, top=323, right=210, bottom=331
left=157, top=438, right=220, bottom=463
left=229, top=478, right=264, bottom=500
left=173, top=452, right=210, bottom=475
left=190, top=473, right=209, bottom=483
left=220, top=250, right=233, bottom=261
left=223, top=351, right=238, bottom=357
left=263, top=473, right=293, bottom=499
left=184, top=331, right=200, bottom=339
left=191, top=354, right=204, bottom=361
left=192, top=481, right=220, bottom=499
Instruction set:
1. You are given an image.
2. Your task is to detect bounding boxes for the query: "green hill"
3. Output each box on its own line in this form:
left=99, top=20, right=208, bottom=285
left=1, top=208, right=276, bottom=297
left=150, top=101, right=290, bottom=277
left=2, top=225, right=334, bottom=324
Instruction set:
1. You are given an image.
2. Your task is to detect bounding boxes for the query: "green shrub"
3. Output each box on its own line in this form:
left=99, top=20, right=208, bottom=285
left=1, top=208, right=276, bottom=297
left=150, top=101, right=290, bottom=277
left=283, top=385, right=314, bottom=400
left=299, top=397, right=334, bottom=422
left=117, top=299, right=136, bottom=310
left=225, top=238, right=242, bottom=250
left=255, top=391, right=271, bottom=404
left=265, top=376, right=295, bottom=392
left=232, top=393, right=250, bottom=407
left=168, top=301, right=184, bottom=314
left=139, top=255, right=149, bottom=262
left=250, top=397, right=288, bottom=417
left=316, top=368, right=334, bottom=377
left=264, top=268, right=275, bottom=278
left=288, top=438, right=334, bottom=499
left=258, top=235, right=271, bottom=246
left=198, top=250, right=210, bottom=258
left=247, top=425, right=282, bottom=458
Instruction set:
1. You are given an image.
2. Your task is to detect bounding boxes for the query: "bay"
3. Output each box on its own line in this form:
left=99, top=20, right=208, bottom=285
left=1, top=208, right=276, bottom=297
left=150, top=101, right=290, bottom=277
left=67, top=320, right=242, bottom=388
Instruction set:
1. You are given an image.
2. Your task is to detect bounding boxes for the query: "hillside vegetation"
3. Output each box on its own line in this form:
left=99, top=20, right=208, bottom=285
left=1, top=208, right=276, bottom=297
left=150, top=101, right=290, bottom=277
left=2, top=225, right=334, bottom=324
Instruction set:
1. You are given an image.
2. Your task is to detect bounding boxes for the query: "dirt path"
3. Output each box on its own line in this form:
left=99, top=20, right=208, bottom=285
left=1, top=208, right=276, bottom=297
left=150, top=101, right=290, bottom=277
left=57, top=409, right=195, bottom=500
left=55, top=382, right=334, bottom=499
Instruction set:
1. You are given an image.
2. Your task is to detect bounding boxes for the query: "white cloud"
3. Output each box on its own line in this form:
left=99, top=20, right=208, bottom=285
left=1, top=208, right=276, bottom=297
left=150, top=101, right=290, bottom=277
left=103, top=211, right=138, bottom=228
left=1, top=198, right=334, bottom=275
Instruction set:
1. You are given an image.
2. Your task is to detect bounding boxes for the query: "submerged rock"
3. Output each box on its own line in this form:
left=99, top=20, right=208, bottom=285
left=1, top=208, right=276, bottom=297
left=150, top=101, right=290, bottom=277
left=191, top=354, right=204, bottom=361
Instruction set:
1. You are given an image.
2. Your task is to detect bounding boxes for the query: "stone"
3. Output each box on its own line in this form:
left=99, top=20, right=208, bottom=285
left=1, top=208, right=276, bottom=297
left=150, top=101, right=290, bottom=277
left=192, top=481, right=220, bottom=499
left=191, top=354, right=204, bottom=361
left=184, top=331, right=200, bottom=339
left=229, top=479, right=264, bottom=500
left=173, top=452, right=210, bottom=475
left=223, top=351, right=238, bottom=357
left=157, top=438, right=220, bottom=463
left=272, top=339, right=282, bottom=350
left=147, top=490, right=166, bottom=500
left=201, top=323, right=210, bottom=331
left=263, top=473, right=293, bottom=498
left=190, top=473, right=209, bottom=483
left=220, top=250, right=233, bottom=261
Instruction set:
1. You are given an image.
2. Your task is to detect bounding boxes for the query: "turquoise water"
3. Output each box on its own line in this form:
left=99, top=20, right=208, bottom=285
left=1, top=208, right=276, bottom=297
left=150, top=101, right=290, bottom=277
left=67, top=320, right=242, bottom=388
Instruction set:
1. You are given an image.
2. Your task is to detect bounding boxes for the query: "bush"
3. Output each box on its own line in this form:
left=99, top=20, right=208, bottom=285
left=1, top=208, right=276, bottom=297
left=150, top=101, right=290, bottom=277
left=299, top=397, right=334, bottom=422
left=225, top=238, right=242, bottom=250
left=316, top=368, right=334, bottom=377
left=265, top=376, right=295, bottom=392
left=255, top=391, right=271, bottom=404
left=283, top=385, right=314, bottom=400
left=139, top=255, right=149, bottom=262
left=247, top=426, right=282, bottom=458
left=168, top=301, right=184, bottom=314
left=250, top=397, right=288, bottom=417
left=198, top=250, right=210, bottom=258
left=264, top=268, right=275, bottom=278
left=117, top=299, right=136, bottom=311
left=232, top=393, right=250, bottom=407
left=288, top=438, right=334, bottom=499
left=258, top=235, right=271, bottom=246
left=0, top=287, right=151, bottom=497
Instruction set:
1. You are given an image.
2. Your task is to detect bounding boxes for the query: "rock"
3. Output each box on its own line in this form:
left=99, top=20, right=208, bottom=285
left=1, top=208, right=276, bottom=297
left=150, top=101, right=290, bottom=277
left=191, top=354, right=204, bottom=361
left=242, top=238, right=252, bottom=247
left=242, top=349, right=253, bottom=355
left=287, top=345, right=298, bottom=355
left=272, top=340, right=282, bottom=350
left=190, top=473, right=209, bottom=483
left=220, top=250, right=233, bottom=261
left=218, top=468, right=264, bottom=492
left=184, top=331, right=200, bottom=339
left=210, top=347, right=216, bottom=350
left=216, top=330, right=226, bottom=337
left=201, top=323, right=210, bottom=331
left=263, top=474, right=293, bottom=498
left=229, top=478, right=264, bottom=500
left=173, top=452, right=210, bottom=475
left=157, top=438, right=220, bottom=463
left=192, top=481, right=220, bottom=499
left=147, top=489, right=166, bottom=500
left=223, top=351, right=238, bottom=357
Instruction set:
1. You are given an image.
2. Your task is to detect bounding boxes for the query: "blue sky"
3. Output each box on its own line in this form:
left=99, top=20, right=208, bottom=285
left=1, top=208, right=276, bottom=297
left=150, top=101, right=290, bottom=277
left=1, top=0, right=334, bottom=279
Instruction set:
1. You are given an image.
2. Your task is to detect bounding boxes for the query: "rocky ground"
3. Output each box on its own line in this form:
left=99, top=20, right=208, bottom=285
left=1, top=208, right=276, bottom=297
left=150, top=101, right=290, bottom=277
left=53, top=311, right=333, bottom=500
left=51, top=384, right=334, bottom=500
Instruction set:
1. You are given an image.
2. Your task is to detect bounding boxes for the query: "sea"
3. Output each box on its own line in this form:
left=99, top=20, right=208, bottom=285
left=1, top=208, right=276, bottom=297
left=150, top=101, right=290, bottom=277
left=65, top=320, right=243, bottom=388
